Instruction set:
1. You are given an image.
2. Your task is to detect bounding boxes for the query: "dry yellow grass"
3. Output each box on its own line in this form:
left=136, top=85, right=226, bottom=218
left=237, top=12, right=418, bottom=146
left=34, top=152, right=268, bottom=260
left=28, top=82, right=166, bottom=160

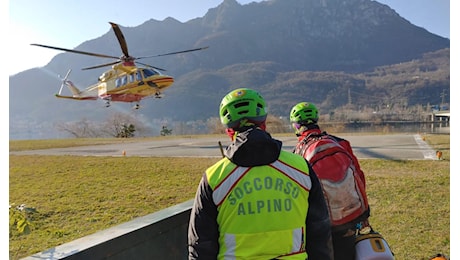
left=9, top=134, right=450, bottom=259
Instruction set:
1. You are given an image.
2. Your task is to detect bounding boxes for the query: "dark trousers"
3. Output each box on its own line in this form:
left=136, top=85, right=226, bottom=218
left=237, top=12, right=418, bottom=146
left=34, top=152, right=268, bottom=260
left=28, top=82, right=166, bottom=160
left=332, top=231, right=356, bottom=260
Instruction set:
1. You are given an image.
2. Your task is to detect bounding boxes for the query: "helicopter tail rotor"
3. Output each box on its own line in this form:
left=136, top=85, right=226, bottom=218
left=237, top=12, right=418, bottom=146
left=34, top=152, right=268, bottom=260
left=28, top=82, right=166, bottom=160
left=57, top=69, right=83, bottom=97
left=58, top=69, right=72, bottom=95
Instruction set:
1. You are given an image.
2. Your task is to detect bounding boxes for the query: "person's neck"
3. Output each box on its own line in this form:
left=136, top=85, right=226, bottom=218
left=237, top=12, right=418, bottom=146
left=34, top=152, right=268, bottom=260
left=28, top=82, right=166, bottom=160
left=298, top=125, right=321, bottom=137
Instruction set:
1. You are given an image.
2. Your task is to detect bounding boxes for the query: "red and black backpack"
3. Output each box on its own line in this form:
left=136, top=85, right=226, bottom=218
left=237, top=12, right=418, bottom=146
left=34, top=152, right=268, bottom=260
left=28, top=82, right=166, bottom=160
left=294, top=132, right=369, bottom=228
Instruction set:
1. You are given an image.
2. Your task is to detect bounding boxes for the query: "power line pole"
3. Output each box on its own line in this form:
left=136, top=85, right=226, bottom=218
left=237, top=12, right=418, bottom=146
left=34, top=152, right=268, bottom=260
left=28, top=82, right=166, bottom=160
left=440, top=89, right=446, bottom=105
left=348, top=87, right=352, bottom=105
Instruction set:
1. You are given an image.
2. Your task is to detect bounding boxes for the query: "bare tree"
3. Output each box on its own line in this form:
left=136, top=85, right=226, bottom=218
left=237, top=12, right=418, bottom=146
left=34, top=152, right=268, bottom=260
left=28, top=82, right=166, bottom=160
left=54, top=119, right=102, bottom=138
left=100, top=112, right=151, bottom=138
left=54, top=112, right=153, bottom=138
left=207, top=117, right=225, bottom=134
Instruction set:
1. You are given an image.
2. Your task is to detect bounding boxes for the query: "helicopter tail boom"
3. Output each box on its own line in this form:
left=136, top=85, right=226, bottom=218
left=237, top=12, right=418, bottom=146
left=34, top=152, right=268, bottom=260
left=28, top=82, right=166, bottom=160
left=55, top=94, right=98, bottom=100
left=56, top=69, right=98, bottom=100
left=63, top=80, right=82, bottom=96
left=55, top=80, right=98, bottom=100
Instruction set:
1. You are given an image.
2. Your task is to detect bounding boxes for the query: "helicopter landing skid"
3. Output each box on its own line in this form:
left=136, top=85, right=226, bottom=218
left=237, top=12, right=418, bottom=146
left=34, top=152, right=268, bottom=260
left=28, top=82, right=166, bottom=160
left=103, top=97, right=111, bottom=107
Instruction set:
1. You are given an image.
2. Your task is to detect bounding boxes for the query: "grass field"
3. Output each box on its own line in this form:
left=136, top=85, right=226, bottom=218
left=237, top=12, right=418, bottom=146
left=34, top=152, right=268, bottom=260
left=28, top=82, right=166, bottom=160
left=9, top=134, right=450, bottom=259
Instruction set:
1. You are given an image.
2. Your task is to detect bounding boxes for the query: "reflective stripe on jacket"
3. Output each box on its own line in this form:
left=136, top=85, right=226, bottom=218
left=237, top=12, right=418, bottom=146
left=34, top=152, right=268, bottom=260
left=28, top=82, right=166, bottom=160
left=205, top=150, right=312, bottom=260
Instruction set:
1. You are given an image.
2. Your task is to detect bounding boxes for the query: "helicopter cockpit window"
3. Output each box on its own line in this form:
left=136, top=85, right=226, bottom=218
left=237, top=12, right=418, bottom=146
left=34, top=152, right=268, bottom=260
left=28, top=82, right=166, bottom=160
left=115, top=78, right=122, bottom=88
left=121, top=75, right=128, bottom=86
left=136, top=71, right=142, bottom=81
left=128, top=73, right=135, bottom=83
left=142, top=69, right=159, bottom=78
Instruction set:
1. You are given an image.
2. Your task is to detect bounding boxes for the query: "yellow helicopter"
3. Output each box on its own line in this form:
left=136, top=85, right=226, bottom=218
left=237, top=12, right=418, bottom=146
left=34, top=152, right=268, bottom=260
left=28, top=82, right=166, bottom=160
left=31, top=22, right=208, bottom=109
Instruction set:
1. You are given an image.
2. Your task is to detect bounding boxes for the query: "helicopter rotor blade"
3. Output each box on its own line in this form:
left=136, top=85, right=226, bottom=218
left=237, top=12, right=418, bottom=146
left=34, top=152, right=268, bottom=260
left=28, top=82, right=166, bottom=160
left=109, top=22, right=130, bottom=58
left=82, top=61, right=121, bottom=70
left=32, top=23, right=209, bottom=72
left=135, top=46, right=209, bottom=60
left=135, top=61, right=166, bottom=71
left=30, top=43, right=120, bottom=59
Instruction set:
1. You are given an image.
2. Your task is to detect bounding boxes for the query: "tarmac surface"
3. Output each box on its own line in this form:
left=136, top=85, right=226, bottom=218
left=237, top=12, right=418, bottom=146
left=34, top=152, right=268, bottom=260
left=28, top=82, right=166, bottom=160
left=10, top=134, right=438, bottom=160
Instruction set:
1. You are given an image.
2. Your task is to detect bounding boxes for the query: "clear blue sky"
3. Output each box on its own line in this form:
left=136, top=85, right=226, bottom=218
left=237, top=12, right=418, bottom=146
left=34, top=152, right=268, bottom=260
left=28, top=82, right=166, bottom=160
left=7, top=0, right=451, bottom=76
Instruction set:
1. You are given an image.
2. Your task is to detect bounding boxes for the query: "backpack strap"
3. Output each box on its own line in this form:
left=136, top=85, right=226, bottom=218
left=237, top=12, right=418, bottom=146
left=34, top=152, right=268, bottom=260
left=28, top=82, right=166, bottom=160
left=296, top=131, right=327, bottom=157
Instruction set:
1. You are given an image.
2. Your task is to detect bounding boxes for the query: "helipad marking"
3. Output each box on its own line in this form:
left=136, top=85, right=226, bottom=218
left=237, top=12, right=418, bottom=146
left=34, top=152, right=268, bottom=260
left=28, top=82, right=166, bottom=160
left=413, top=134, right=437, bottom=160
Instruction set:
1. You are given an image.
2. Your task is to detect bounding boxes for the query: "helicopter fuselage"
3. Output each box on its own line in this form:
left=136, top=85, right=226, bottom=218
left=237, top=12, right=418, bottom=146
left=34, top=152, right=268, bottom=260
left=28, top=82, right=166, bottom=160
left=96, top=66, right=174, bottom=102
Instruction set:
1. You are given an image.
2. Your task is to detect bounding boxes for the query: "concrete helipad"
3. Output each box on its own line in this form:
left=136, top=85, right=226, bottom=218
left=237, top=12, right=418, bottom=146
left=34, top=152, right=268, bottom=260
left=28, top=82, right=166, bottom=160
left=10, top=134, right=438, bottom=160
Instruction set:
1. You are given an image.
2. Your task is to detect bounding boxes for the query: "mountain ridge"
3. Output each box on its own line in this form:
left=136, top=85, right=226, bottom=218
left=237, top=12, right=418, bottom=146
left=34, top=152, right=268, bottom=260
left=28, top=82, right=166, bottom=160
left=9, top=0, right=450, bottom=139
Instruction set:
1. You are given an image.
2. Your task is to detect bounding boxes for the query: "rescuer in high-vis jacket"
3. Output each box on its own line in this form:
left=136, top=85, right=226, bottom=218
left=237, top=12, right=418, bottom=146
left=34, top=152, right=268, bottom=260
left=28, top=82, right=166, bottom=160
left=188, top=88, right=333, bottom=260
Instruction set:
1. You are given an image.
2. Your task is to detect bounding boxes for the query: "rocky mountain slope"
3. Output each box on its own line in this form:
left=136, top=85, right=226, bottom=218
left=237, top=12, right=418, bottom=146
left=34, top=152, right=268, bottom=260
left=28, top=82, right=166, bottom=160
left=9, top=0, right=450, bottom=139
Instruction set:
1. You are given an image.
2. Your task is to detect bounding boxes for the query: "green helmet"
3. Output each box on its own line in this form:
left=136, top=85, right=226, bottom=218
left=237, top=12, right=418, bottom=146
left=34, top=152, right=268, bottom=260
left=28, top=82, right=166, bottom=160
left=290, top=102, right=319, bottom=125
left=219, top=88, right=267, bottom=129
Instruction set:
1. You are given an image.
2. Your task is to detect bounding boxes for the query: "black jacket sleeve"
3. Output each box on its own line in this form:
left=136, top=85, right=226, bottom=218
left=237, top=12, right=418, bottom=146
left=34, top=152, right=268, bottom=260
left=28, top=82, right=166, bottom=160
left=188, top=173, right=219, bottom=260
left=305, top=163, right=334, bottom=260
